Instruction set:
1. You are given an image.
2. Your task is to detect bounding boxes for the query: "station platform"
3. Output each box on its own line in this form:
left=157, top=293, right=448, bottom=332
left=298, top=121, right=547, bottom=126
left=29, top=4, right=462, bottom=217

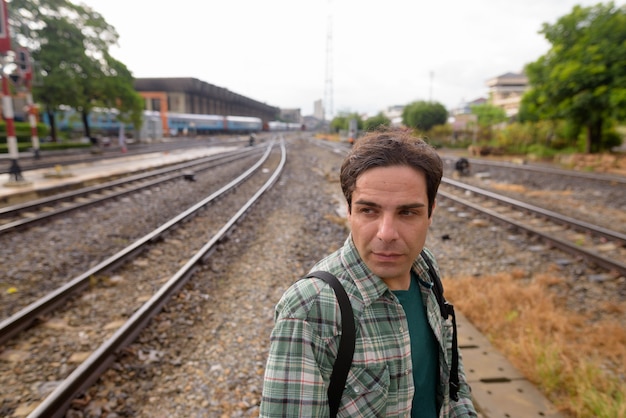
left=455, top=311, right=564, bottom=417
left=0, top=145, right=237, bottom=206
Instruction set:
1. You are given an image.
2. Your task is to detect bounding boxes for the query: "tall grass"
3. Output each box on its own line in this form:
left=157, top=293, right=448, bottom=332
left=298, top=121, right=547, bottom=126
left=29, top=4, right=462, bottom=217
left=443, top=272, right=625, bottom=418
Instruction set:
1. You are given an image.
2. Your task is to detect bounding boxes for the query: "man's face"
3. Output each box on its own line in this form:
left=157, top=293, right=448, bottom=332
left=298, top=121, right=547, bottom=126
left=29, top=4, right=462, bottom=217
left=347, top=165, right=434, bottom=290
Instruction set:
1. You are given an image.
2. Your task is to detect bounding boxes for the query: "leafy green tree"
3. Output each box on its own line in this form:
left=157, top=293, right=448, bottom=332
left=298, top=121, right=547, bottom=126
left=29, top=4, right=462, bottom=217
left=402, top=100, right=447, bottom=132
left=98, top=59, right=144, bottom=132
left=523, top=2, right=626, bottom=153
left=330, top=112, right=362, bottom=132
left=468, top=103, right=508, bottom=142
left=363, top=112, right=391, bottom=131
left=28, top=15, right=90, bottom=140
left=470, top=103, right=508, bottom=127
left=329, top=115, right=347, bottom=133
left=10, top=0, right=143, bottom=140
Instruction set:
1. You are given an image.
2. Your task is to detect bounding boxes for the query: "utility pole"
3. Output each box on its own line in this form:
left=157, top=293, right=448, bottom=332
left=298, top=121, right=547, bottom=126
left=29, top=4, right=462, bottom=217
left=323, top=0, right=334, bottom=123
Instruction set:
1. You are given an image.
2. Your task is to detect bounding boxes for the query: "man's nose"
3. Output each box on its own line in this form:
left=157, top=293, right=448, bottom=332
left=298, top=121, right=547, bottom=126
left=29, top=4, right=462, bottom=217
left=377, top=214, right=399, bottom=243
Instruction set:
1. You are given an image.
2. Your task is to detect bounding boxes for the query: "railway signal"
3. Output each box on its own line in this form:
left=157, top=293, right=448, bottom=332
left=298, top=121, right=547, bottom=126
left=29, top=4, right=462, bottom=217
left=16, top=46, right=40, bottom=159
left=0, top=0, right=29, bottom=185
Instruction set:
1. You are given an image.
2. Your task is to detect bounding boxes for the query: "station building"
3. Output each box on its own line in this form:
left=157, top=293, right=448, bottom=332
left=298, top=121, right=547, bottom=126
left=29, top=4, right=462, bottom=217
left=134, top=77, right=280, bottom=129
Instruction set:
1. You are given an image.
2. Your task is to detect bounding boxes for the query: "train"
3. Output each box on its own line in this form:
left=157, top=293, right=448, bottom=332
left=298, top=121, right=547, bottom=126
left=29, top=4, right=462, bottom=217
left=44, top=106, right=301, bottom=142
left=268, top=121, right=304, bottom=131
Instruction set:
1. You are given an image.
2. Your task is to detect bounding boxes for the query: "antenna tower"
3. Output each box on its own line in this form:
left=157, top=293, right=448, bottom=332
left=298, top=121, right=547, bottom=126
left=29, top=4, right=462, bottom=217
left=324, top=0, right=333, bottom=121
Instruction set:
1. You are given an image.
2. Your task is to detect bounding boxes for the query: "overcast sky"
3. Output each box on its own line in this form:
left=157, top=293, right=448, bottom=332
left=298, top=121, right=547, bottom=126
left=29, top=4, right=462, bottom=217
left=76, top=0, right=623, bottom=117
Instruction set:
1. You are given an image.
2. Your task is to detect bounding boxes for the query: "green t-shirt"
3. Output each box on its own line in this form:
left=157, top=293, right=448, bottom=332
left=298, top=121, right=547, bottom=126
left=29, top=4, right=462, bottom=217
left=392, top=273, right=438, bottom=418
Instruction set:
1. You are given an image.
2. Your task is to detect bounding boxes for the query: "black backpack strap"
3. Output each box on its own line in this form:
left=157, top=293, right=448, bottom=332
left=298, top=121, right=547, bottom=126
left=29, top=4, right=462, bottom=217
left=306, top=271, right=356, bottom=418
left=420, top=251, right=460, bottom=401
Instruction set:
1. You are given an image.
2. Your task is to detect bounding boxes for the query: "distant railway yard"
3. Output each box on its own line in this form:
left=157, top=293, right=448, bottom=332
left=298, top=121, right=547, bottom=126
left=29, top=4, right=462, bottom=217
left=0, top=134, right=624, bottom=417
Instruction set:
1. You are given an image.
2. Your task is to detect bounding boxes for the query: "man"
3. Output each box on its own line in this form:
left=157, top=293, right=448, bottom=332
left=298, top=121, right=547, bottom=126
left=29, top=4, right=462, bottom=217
left=260, top=129, right=477, bottom=417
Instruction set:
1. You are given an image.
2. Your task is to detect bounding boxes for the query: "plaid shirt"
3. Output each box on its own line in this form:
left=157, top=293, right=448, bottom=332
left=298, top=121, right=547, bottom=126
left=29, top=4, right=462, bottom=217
left=260, top=236, right=477, bottom=417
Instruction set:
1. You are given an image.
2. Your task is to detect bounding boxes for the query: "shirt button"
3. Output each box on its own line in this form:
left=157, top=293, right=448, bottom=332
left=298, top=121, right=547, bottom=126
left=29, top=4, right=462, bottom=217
left=399, top=326, right=403, bottom=332
left=353, top=386, right=360, bottom=393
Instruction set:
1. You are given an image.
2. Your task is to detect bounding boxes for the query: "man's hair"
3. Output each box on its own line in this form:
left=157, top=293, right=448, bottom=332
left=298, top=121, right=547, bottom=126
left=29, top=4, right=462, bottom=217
left=340, top=128, right=443, bottom=217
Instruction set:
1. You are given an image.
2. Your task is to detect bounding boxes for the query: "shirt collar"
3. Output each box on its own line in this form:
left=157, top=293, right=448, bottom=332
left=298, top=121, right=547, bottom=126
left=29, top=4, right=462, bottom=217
left=339, top=235, right=397, bottom=307
left=338, top=235, right=436, bottom=307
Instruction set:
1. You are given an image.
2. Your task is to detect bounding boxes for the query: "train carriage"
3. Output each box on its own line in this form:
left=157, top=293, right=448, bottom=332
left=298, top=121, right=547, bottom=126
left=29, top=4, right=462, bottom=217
left=225, top=115, right=263, bottom=132
left=167, top=113, right=226, bottom=136
left=44, top=107, right=264, bottom=141
left=268, top=121, right=303, bottom=131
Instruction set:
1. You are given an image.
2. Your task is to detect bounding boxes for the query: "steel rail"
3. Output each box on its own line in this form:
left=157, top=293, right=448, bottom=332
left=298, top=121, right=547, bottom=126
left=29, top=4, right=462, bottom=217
left=0, top=148, right=263, bottom=234
left=443, top=156, right=626, bottom=184
left=442, top=177, right=626, bottom=244
left=0, top=147, right=259, bottom=216
left=0, top=142, right=274, bottom=346
left=26, top=139, right=286, bottom=418
left=437, top=189, right=626, bottom=276
left=0, top=137, right=256, bottom=174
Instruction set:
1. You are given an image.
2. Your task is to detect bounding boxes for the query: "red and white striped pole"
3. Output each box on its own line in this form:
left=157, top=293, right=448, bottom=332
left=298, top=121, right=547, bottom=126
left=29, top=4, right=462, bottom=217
left=0, top=0, right=26, bottom=183
left=1, top=56, right=25, bottom=182
left=18, top=48, right=39, bottom=159
left=26, top=90, right=40, bottom=159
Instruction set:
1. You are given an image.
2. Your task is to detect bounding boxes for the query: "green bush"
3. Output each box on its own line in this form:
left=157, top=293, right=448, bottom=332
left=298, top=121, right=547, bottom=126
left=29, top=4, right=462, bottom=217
left=601, top=129, right=623, bottom=151
left=0, top=140, right=91, bottom=153
left=491, top=120, right=589, bottom=154
left=0, top=121, right=49, bottom=143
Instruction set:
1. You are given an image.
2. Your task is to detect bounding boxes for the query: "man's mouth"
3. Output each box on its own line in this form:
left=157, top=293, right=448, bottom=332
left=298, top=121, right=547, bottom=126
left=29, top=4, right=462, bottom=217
left=372, top=251, right=402, bottom=261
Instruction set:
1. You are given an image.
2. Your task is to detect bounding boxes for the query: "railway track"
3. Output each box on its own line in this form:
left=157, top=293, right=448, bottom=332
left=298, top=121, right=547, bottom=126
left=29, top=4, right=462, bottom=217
left=443, top=155, right=626, bottom=184
left=314, top=143, right=625, bottom=276
left=0, top=136, right=258, bottom=175
left=0, top=147, right=264, bottom=234
left=441, top=155, right=626, bottom=228
left=0, top=140, right=286, bottom=417
left=439, top=178, right=626, bottom=276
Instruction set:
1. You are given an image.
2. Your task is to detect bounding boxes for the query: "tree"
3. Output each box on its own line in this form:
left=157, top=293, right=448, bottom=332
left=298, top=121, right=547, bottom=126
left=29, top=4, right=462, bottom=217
left=26, top=15, right=89, bottom=141
left=329, top=115, right=347, bottom=133
left=330, top=112, right=362, bottom=133
left=363, top=112, right=391, bottom=131
left=9, top=0, right=143, bottom=140
left=96, top=58, right=144, bottom=134
left=523, top=2, right=626, bottom=153
left=402, top=101, right=448, bottom=132
left=470, top=103, right=508, bottom=127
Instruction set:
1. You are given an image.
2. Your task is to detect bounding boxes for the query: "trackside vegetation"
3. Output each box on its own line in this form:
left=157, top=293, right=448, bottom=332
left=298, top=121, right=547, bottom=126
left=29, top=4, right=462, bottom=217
left=444, top=272, right=625, bottom=418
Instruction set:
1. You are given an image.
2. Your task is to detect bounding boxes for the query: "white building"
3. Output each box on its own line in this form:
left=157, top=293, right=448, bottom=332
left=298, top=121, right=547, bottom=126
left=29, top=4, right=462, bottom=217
left=485, top=72, right=529, bottom=118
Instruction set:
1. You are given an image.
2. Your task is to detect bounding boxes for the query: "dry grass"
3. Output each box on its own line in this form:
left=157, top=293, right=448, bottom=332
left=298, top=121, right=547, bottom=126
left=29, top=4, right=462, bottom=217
left=314, top=133, right=341, bottom=142
left=443, top=272, right=626, bottom=418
